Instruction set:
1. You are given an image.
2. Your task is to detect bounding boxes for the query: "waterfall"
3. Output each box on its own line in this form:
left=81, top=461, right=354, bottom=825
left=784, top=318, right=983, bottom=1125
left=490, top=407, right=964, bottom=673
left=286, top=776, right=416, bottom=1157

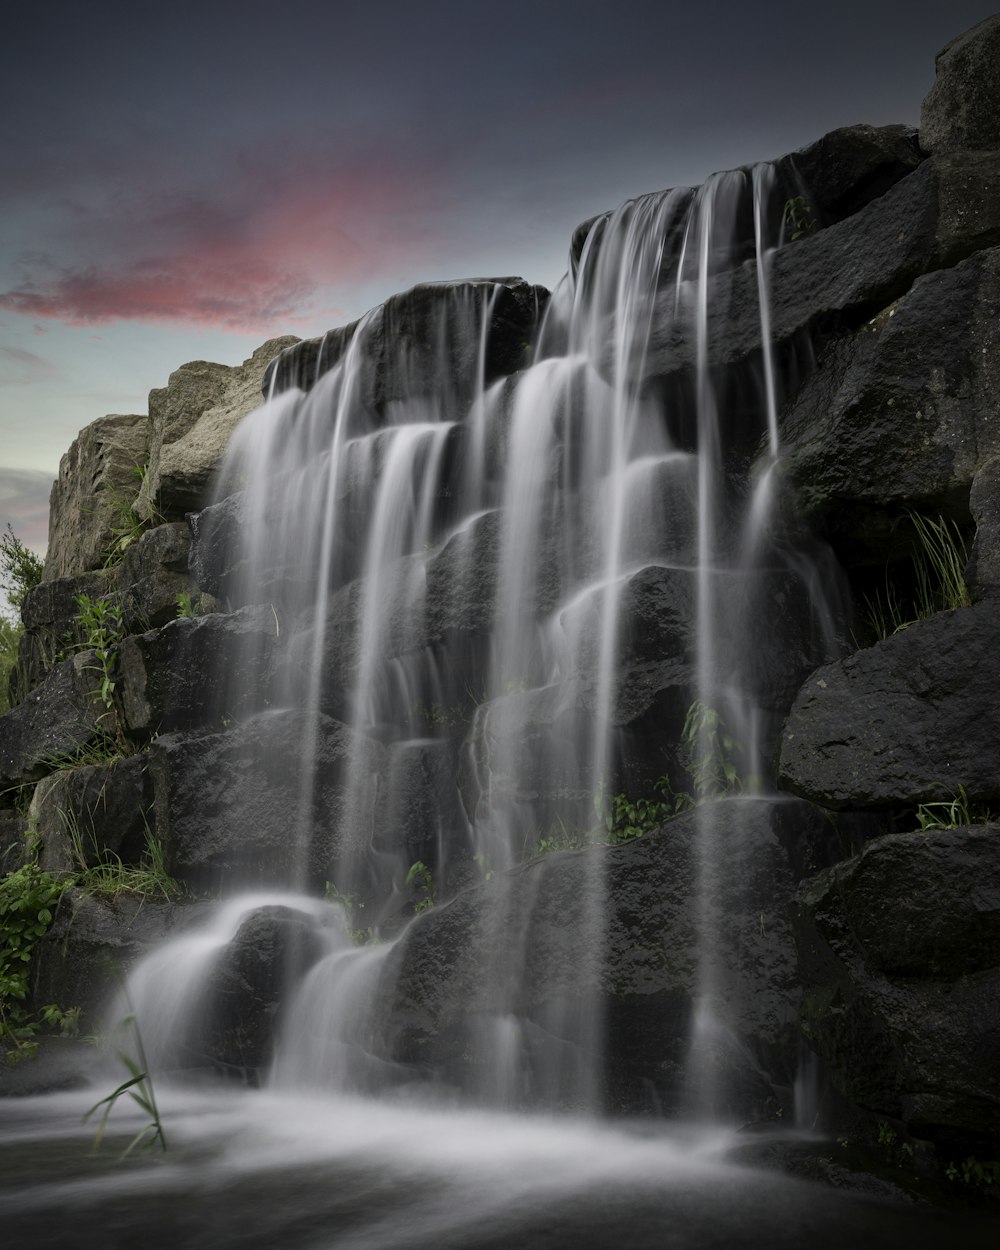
left=121, top=168, right=842, bottom=1120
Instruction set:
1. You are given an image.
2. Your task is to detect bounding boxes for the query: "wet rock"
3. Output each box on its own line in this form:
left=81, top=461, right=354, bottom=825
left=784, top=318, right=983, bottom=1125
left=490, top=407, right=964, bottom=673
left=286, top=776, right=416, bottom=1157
left=778, top=602, right=1000, bottom=810
left=44, top=413, right=150, bottom=581
left=191, top=905, right=326, bottom=1077
left=774, top=124, right=923, bottom=225
left=373, top=797, right=833, bottom=1116
left=920, top=16, right=1000, bottom=154
left=115, top=521, right=211, bottom=631
left=644, top=151, right=1000, bottom=384
left=777, top=246, right=1000, bottom=537
left=148, top=710, right=385, bottom=893
left=0, top=810, right=27, bottom=872
left=0, top=653, right=105, bottom=792
left=794, top=826, right=1000, bottom=1152
left=263, top=278, right=548, bottom=410
left=28, top=889, right=203, bottom=1023
left=117, top=607, right=280, bottom=736
left=135, top=336, right=299, bottom=521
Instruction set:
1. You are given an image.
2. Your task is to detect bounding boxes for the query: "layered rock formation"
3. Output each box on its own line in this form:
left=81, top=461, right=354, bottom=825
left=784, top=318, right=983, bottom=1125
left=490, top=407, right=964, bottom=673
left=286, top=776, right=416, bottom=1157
left=1, top=13, right=998, bottom=1185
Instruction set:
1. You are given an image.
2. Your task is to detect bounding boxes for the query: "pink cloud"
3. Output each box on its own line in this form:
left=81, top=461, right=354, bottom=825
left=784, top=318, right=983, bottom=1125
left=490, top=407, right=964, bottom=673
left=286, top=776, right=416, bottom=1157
left=1, top=159, right=435, bottom=334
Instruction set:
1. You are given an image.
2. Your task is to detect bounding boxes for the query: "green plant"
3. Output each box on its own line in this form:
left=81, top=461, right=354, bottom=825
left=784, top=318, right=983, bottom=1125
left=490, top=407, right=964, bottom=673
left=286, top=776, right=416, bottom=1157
left=782, top=195, right=817, bottom=241
left=862, top=511, right=971, bottom=642
left=605, top=776, right=694, bottom=845
left=324, top=882, right=375, bottom=944
left=406, top=861, right=435, bottom=914
left=680, top=701, right=742, bottom=800
left=914, top=785, right=997, bottom=831
left=84, top=1007, right=166, bottom=1155
left=65, top=811, right=183, bottom=903
left=0, top=524, right=44, bottom=616
left=0, top=861, right=75, bottom=1062
left=74, top=592, right=123, bottom=717
left=101, top=467, right=156, bottom=568
left=473, top=851, right=495, bottom=880
left=944, top=1157, right=1000, bottom=1194
left=175, top=592, right=195, bottom=619
left=0, top=615, right=23, bottom=715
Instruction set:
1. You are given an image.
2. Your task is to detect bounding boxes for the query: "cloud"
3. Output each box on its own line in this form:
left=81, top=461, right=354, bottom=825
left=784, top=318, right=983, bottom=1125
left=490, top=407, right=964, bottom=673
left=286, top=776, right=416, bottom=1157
left=0, top=467, right=52, bottom=555
left=0, top=159, right=434, bottom=334
left=0, top=346, right=59, bottom=384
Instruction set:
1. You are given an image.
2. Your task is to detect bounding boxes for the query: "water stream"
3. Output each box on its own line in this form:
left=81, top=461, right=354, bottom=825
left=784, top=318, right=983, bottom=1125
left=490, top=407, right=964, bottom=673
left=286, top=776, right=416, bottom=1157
left=11, top=169, right=984, bottom=1246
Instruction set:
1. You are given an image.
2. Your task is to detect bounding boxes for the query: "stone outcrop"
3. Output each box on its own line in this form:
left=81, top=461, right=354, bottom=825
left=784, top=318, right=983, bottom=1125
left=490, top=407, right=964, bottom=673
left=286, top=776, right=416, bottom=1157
left=777, top=602, right=1000, bottom=810
left=795, top=826, right=1000, bottom=1151
left=262, top=278, right=547, bottom=407
left=777, top=246, right=1000, bottom=544
left=135, top=336, right=298, bottom=521
left=371, top=798, right=833, bottom=1115
left=920, top=15, right=1000, bottom=153
left=43, top=413, right=149, bottom=581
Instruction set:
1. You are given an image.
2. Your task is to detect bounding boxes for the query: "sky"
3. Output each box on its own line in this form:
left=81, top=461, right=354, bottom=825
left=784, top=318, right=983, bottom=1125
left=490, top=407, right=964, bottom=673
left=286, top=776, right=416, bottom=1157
left=2, top=0, right=998, bottom=558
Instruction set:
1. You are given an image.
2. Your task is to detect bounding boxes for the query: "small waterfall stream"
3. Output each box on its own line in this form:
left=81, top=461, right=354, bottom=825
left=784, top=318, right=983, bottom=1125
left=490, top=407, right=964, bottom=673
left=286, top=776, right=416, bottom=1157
left=121, top=168, right=842, bottom=1118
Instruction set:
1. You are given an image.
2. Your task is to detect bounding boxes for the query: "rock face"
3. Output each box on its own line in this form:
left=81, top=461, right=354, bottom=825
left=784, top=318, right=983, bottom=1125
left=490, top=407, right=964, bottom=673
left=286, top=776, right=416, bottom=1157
left=135, top=336, right=299, bottom=521
left=920, top=16, right=1000, bottom=153
left=43, top=414, right=149, bottom=581
left=262, top=278, right=548, bottom=406
left=778, top=246, right=1000, bottom=539
left=777, top=603, right=1000, bottom=810
left=0, top=653, right=104, bottom=791
left=370, top=798, right=834, bottom=1115
left=795, top=826, right=1000, bottom=1152
left=148, top=710, right=385, bottom=892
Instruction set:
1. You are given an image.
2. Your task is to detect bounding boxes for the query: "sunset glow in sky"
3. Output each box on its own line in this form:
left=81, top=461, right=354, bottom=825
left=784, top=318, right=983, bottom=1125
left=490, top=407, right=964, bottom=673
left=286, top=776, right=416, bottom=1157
left=3, top=0, right=998, bottom=554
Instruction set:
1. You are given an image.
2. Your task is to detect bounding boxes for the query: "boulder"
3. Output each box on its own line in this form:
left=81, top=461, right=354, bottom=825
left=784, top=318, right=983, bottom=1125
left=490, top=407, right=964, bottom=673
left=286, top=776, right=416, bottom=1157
left=262, top=278, right=548, bottom=413
left=0, top=652, right=105, bottom=792
left=186, top=905, right=327, bottom=1078
left=774, top=124, right=923, bottom=225
left=920, top=16, right=1000, bottom=154
left=15, top=569, right=112, bottom=699
left=795, top=826, right=1000, bottom=1152
left=0, top=810, right=27, bottom=871
left=371, top=797, right=833, bottom=1115
left=643, top=151, right=1000, bottom=385
left=135, top=336, right=299, bottom=521
left=778, top=602, right=1000, bottom=809
left=43, top=413, right=149, bottom=581
left=148, top=710, right=385, bottom=893
left=116, top=607, right=280, bottom=736
left=115, top=521, right=218, bottom=631
left=777, top=246, right=1000, bottom=540
left=27, top=753, right=153, bottom=874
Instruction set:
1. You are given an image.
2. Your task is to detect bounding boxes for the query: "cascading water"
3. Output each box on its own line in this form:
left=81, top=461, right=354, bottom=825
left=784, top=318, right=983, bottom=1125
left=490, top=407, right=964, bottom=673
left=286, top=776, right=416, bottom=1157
left=118, top=166, right=844, bottom=1120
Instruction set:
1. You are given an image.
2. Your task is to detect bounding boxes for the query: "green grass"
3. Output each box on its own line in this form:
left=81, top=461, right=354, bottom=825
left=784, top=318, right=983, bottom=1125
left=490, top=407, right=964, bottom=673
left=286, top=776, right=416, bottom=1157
left=863, top=511, right=971, bottom=642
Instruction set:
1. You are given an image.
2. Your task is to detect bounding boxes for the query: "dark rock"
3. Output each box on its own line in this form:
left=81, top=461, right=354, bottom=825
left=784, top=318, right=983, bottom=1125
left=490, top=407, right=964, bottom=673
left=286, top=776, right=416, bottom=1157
left=966, top=455, right=1000, bottom=597
left=27, top=753, right=153, bottom=874
left=920, top=16, right=1000, bottom=154
left=15, top=569, right=111, bottom=698
left=644, top=152, right=1000, bottom=384
left=28, top=889, right=205, bottom=1024
left=117, top=607, right=280, bottom=736
left=190, top=905, right=327, bottom=1076
left=774, top=124, right=924, bottom=225
left=148, top=710, right=385, bottom=893
left=43, top=413, right=150, bottom=581
left=794, top=826, right=1000, bottom=1152
left=116, top=522, right=211, bottom=631
left=0, top=810, right=27, bottom=871
left=262, top=278, right=549, bottom=408
left=777, top=246, right=1000, bottom=536
left=372, top=797, right=832, bottom=1115
left=0, top=653, right=105, bottom=793
left=778, top=602, right=1000, bottom=809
